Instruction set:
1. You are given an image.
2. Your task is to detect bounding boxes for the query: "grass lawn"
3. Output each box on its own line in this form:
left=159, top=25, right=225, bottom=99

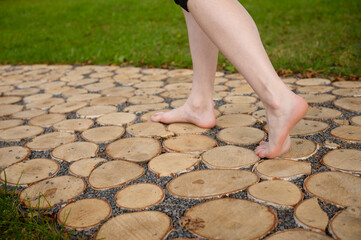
left=0, top=0, right=360, bottom=77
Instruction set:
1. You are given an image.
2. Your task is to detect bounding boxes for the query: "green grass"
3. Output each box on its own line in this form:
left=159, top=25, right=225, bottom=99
left=0, top=0, right=360, bottom=76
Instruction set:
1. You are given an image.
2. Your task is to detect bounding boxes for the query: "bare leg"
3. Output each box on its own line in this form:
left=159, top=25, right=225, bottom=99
left=151, top=9, right=218, bottom=128
left=185, top=0, right=308, bottom=158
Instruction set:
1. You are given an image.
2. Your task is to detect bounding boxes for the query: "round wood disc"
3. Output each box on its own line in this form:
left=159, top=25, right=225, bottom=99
left=248, top=180, right=303, bottom=209
left=0, top=104, right=23, bottom=117
left=148, top=153, right=200, bottom=177
left=116, top=183, right=164, bottom=210
left=304, top=106, right=342, bottom=120
left=81, top=126, right=125, bottom=143
left=278, top=138, right=318, bottom=160
left=11, top=109, right=47, bottom=119
left=0, top=96, right=22, bottom=104
left=297, top=86, right=334, bottom=94
left=252, top=109, right=267, bottom=122
left=23, top=93, right=52, bottom=103
left=124, top=103, right=169, bottom=113
left=128, top=95, right=164, bottom=105
left=332, top=88, right=361, bottom=97
left=217, top=127, right=265, bottom=146
left=133, top=81, right=164, bottom=89
left=49, top=101, right=88, bottom=113
left=90, top=96, right=127, bottom=106
left=52, top=119, right=94, bottom=132
left=334, top=97, right=361, bottom=112
left=225, top=80, right=247, bottom=88
left=96, top=211, right=172, bottom=240
left=304, top=171, right=361, bottom=207
left=166, top=75, right=192, bottom=84
left=167, top=123, right=209, bottom=135
left=223, top=95, right=257, bottom=104
left=142, top=68, right=169, bottom=75
left=0, top=125, right=43, bottom=142
left=264, top=229, right=333, bottom=240
left=254, top=159, right=311, bottom=180
left=332, top=81, right=361, bottom=88
left=127, top=122, right=174, bottom=138
left=29, top=113, right=66, bottom=127
left=231, top=85, right=255, bottom=94
left=106, top=137, right=161, bottom=163
left=140, top=74, right=167, bottom=81
left=89, top=160, right=144, bottom=190
left=26, top=98, right=65, bottom=110
left=140, top=110, right=170, bottom=122
left=163, top=135, right=217, bottom=154
left=170, top=99, right=186, bottom=108
left=264, top=120, right=329, bottom=136
left=297, top=93, right=336, bottom=104
left=84, top=82, right=115, bottom=91
left=76, top=105, right=117, bottom=118
left=329, top=208, right=361, bottom=240
left=51, top=142, right=98, bottom=162
left=161, top=90, right=189, bottom=99
left=201, top=145, right=259, bottom=169
left=322, top=149, right=361, bottom=174
left=351, top=116, right=361, bottom=125
left=20, top=175, right=86, bottom=209
left=67, top=93, right=101, bottom=102
left=69, top=157, right=105, bottom=177
left=62, top=88, right=87, bottom=97
left=0, top=119, right=24, bottom=130
left=89, top=71, right=114, bottom=78
left=183, top=198, right=276, bottom=240
left=0, top=146, right=30, bottom=169
left=330, top=126, right=361, bottom=142
left=216, top=114, right=257, bottom=128
left=294, top=198, right=328, bottom=232
left=101, top=86, right=135, bottom=97
left=167, top=68, right=193, bottom=77
left=296, top=78, right=331, bottom=86
left=96, top=112, right=136, bottom=126
left=333, top=119, right=350, bottom=126
left=134, top=87, right=164, bottom=95
left=58, top=198, right=111, bottom=229
left=0, top=158, right=59, bottom=185
left=115, top=66, right=141, bottom=74
left=167, top=169, right=258, bottom=199
left=26, top=132, right=76, bottom=150
left=218, top=103, right=257, bottom=114
left=213, top=91, right=229, bottom=100
left=6, top=88, right=40, bottom=96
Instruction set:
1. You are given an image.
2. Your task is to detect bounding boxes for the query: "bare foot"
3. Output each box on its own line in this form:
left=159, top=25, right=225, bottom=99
left=255, top=93, right=308, bottom=158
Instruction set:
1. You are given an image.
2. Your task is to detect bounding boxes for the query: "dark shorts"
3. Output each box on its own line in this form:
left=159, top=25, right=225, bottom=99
left=174, top=0, right=189, bottom=12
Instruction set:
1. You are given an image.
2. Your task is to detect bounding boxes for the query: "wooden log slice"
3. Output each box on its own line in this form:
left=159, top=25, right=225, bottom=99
left=113, top=77, right=141, bottom=86
left=218, top=103, right=257, bottom=114
left=304, top=171, right=361, bottom=207
left=142, top=68, right=169, bottom=75
left=296, top=78, right=331, bottom=86
left=225, top=80, right=247, bottom=88
left=297, top=93, right=336, bottom=104
left=40, top=81, right=66, bottom=90
left=332, top=88, right=361, bottom=97
left=0, top=104, right=23, bottom=117
left=0, top=146, right=30, bottom=169
left=281, top=77, right=297, bottom=83
left=170, top=99, right=186, bottom=108
left=101, top=86, right=135, bottom=97
left=216, top=114, right=257, bottom=128
left=106, top=137, right=161, bottom=163
left=166, top=75, right=193, bottom=84
left=334, top=97, right=361, bottom=112
left=297, top=86, right=334, bottom=94
left=26, top=132, right=76, bottom=150
left=254, top=159, right=311, bottom=180
left=23, top=93, right=52, bottom=103
left=51, top=142, right=98, bottom=162
left=167, top=123, right=209, bottom=135
left=68, top=157, right=105, bottom=177
left=134, top=87, right=164, bottom=95
left=26, top=98, right=65, bottom=110
left=49, top=101, right=88, bottom=113
left=294, top=198, right=328, bottom=232
left=330, top=126, right=361, bottom=142
left=67, top=93, right=101, bottom=103
left=20, top=175, right=86, bottom=209
left=0, top=158, right=59, bottom=185
left=88, top=160, right=144, bottom=190
left=0, top=96, right=22, bottom=104
left=201, top=145, right=259, bottom=169
left=115, top=183, right=164, bottom=210
left=45, top=86, right=74, bottom=95
left=167, top=68, right=193, bottom=77
left=215, top=76, right=227, bottom=84
left=264, top=229, right=333, bottom=240
left=89, top=96, right=126, bottom=106
left=81, top=126, right=124, bottom=143
left=89, top=71, right=114, bottom=78
left=332, top=81, right=361, bottom=88
left=322, top=149, right=361, bottom=174
left=123, top=103, right=169, bottom=113
left=58, top=198, right=111, bottom=229
left=133, top=81, right=164, bottom=89
left=214, top=85, right=228, bottom=92
left=248, top=180, right=303, bottom=209
left=11, top=109, right=47, bottom=119
left=28, top=113, right=65, bottom=127
left=167, top=169, right=258, bottom=199
left=223, top=95, right=257, bottom=104
left=265, top=120, right=329, bottom=136
left=96, top=211, right=172, bottom=240
left=115, top=66, right=141, bottom=74
left=165, top=83, right=192, bottom=91
left=183, top=198, right=276, bottom=240
left=163, top=135, right=217, bottom=154
left=160, top=90, right=190, bottom=99
left=128, top=95, right=164, bottom=105
left=213, top=91, right=228, bottom=100
left=351, top=115, right=361, bottom=125
left=0, top=119, right=24, bottom=130
left=76, top=105, right=117, bottom=118
left=61, top=88, right=87, bottom=97
left=252, top=109, right=267, bottom=122
left=53, top=119, right=94, bottom=132
left=225, top=73, right=245, bottom=79
left=127, top=122, right=174, bottom=139
left=304, top=106, right=342, bottom=120
left=278, top=138, right=318, bottom=160
left=96, top=112, right=136, bottom=126
left=5, top=88, right=40, bottom=96
left=140, top=74, right=167, bottom=81
left=217, top=126, right=265, bottom=146
left=333, top=119, right=350, bottom=126
left=231, top=85, right=254, bottom=94
left=84, top=82, right=115, bottom=91
left=329, top=207, right=361, bottom=240
left=0, top=125, right=43, bottom=142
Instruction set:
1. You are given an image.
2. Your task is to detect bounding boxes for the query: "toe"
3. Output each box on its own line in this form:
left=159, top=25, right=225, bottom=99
left=151, top=112, right=163, bottom=122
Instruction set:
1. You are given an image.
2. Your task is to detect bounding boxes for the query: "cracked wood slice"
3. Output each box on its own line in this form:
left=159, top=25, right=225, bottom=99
left=183, top=198, right=276, bottom=240
left=201, top=145, right=259, bottom=169
left=51, top=142, right=98, bottom=162
left=296, top=78, right=331, bottom=86
left=0, top=146, right=30, bottom=169
left=11, top=109, right=47, bottom=119
left=115, top=183, right=164, bottom=210
left=218, top=103, right=257, bottom=114
left=223, top=95, right=257, bottom=104
left=278, top=138, right=318, bottom=160
left=133, top=81, right=164, bottom=89
left=304, top=171, right=361, bottom=207
left=0, top=125, right=43, bottom=142
left=248, top=180, right=303, bottom=209
left=106, top=137, right=161, bottom=163
left=334, top=97, right=361, bottom=112
left=351, top=115, right=361, bottom=125
left=20, top=175, right=86, bottom=209
left=124, top=103, right=169, bottom=113
left=0, top=104, right=23, bottom=117
left=148, top=153, right=200, bottom=177
left=265, top=119, right=329, bottom=136
left=76, top=105, right=117, bottom=118
left=0, top=158, right=59, bottom=185
left=297, top=93, right=336, bottom=104
left=26, top=98, right=65, bottom=110
left=334, top=119, right=351, bottom=125
left=252, top=109, right=267, bottom=122
left=49, top=101, right=88, bottom=113
left=217, top=126, right=265, bottom=146
left=128, top=95, right=164, bottom=105
left=96, top=211, right=172, bottom=240
left=140, top=74, right=167, bottom=81
left=58, top=198, right=111, bottom=230
left=167, top=123, right=209, bottom=135
left=67, top=93, right=102, bottom=103
left=167, top=169, right=258, bottom=199
left=163, top=135, right=217, bottom=154
left=84, top=82, right=115, bottom=91
left=127, top=122, right=174, bottom=138
left=81, top=126, right=125, bottom=143
left=0, top=119, right=24, bottom=130
left=29, top=113, right=66, bottom=127
left=69, top=157, right=105, bottom=177
left=297, top=85, right=334, bottom=94
left=216, top=114, right=257, bottom=128
left=330, top=125, right=361, bottom=142
left=89, top=96, right=126, bottom=106
left=304, top=106, right=342, bottom=120
left=264, top=229, right=333, bottom=240
left=294, top=198, right=328, bottom=232
left=88, top=160, right=144, bottom=190
left=332, top=88, right=361, bottom=97
left=52, top=119, right=94, bottom=132
left=26, top=132, right=76, bottom=150
left=329, top=207, right=361, bottom=240
left=254, top=159, right=311, bottom=180
left=332, top=81, right=361, bottom=88
left=0, top=96, right=21, bottom=104
left=322, top=149, right=361, bottom=174
left=23, top=93, right=52, bottom=103
left=96, top=112, right=136, bottom=126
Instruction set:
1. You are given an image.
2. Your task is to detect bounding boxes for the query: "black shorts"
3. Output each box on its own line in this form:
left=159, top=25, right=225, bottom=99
left=174, top=0, right=189, bottom=12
